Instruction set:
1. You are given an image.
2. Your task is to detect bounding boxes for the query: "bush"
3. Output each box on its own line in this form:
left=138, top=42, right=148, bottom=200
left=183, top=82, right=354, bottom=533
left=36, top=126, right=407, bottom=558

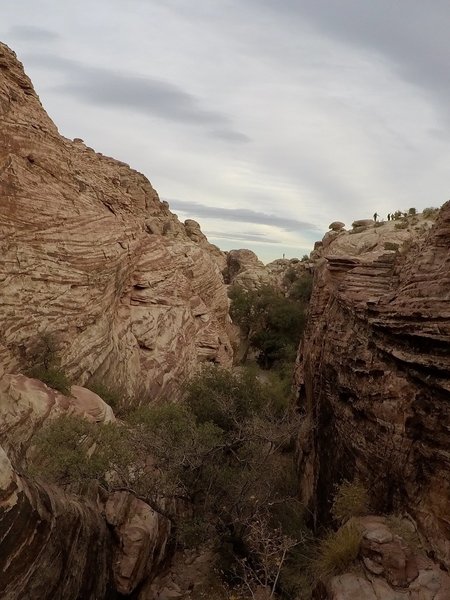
left=312, top=522, right=362, bottom=581
left=28, top=414, right=133, bottom=485
left=331, top=480, right=370, bottom=524
left=229, top=284, right=309, bottom=368
left=422, top=207, right=438, bottom=219
left=26, top=333, right=72, bottom=395
left=28, top=365, right=72, bottom=395
left=408, top=207, right=417, bottom=215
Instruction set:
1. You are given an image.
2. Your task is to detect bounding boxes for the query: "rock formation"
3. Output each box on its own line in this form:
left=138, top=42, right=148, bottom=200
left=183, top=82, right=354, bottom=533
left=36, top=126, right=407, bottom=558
left=0, top=42, right=232, bottom=405
left=0, top=42, right=231, bottom=599
left=322, top=516, right=450, bottom=599
left=296, top=201, right=450, bottom=572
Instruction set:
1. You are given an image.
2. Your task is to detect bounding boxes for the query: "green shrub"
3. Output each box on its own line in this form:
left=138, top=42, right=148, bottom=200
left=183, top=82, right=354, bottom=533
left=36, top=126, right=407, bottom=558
left=28, top=365, right=72, bottom=395
left=229, top=283, right=310, bottom=368
left=331, top=480, right=370, bottom=524
left=408, top=207, right=417, bottom=216
left=28, top=414, right=133, bottom=485
left=26, top=333, right=72, bottom=394
left=312, top=522, right=362, bottom=581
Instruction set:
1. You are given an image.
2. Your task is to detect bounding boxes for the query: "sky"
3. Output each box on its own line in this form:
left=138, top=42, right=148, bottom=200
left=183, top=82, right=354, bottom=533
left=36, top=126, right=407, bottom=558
left=2, top=1, right=449, bottom=263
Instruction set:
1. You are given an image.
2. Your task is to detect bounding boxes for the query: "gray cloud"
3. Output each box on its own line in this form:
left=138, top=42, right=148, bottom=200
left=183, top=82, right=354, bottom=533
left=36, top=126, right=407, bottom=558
left=205, top=231, right=281, bottom=244
left=6, top=25, right=60, bottom=42
left=252, top=0, right=450, bottom=126
left=23, top=53, right=249, bottom=141
left=167, top=199, right=319, bottom=233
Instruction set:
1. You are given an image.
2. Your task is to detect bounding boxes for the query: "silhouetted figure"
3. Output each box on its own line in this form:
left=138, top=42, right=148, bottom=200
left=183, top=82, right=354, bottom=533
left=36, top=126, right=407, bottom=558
left=387, top=213, right=391, bottom=221
left=373, top=212, right=378, bottom=222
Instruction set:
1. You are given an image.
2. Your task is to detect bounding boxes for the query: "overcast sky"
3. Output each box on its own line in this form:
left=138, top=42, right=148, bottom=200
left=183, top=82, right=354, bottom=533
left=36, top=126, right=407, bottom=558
left=2, top=1, right=449, bottom=262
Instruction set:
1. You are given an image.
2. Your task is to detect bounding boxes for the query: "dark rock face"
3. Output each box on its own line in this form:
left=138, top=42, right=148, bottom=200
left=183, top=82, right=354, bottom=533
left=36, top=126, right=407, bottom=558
left=0, top=448, right=112, bottom=600
left=296, top=202, right=450, bottom=565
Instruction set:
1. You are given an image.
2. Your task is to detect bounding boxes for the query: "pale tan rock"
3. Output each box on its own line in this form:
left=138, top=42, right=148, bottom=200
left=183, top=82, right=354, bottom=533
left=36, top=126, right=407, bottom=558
left=225, top=248, right=271, bottom=289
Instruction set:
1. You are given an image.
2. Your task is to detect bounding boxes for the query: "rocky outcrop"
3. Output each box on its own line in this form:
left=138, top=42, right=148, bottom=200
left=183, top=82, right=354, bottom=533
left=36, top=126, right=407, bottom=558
left=224, top=248, right=271, bottom=289
left=0, top=375, right=172, bottom=599
left=296, top=202, right=450, bottom=567
left=321, top=517, right=450, bottom=600
left=0, top=42, right=232, bottom=404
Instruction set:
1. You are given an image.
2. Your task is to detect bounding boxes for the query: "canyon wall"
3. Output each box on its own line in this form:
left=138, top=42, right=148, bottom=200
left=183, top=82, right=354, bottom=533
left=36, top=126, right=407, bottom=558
left=296, top=203, right=450, bottom=567
left=0, top=42, right=232, bottom=598
left=0, top=43, right=232, bottom=405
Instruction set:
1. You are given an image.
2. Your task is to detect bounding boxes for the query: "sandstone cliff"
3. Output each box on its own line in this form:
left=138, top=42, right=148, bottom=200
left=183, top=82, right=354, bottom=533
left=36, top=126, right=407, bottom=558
left=0, top=42, right=232, bottom=404
left=296, top=202, right=450, bottom=574
left=0, top=42, right=233, bottom=599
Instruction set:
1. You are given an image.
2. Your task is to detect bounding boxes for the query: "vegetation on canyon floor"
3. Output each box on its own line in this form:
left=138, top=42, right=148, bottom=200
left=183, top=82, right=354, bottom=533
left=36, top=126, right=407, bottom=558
left=24, top=277, right=373, bottom=598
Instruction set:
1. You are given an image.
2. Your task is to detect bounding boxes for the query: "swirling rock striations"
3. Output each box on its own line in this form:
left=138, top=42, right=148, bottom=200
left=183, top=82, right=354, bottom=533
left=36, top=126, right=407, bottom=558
left=296, top=202, right=450, bottom=569
left=0, top=42, right=228, bottom=598
left=0, top=42, right=232, bottom=403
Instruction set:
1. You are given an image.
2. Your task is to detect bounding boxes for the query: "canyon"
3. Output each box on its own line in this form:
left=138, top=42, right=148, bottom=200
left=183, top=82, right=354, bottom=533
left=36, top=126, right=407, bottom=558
left=0, top=41, right=449, bottom=600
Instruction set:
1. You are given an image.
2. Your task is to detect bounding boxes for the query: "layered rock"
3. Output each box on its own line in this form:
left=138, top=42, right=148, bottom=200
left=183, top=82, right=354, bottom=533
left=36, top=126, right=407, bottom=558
left=0, top=42, right=232, bottom=404
left=296, top=202, right=450, bottom=567
left=0, top=43, right=226, bottom=598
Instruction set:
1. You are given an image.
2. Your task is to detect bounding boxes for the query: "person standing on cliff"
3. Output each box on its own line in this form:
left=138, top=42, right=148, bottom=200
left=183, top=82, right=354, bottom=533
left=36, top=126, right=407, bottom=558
left=387, top=213, right=391, bottom=221
left=373, top=212, right=378, bottom=222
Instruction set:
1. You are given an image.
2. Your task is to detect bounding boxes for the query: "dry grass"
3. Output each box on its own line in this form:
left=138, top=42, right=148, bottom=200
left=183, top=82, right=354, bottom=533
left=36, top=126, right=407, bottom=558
left=331, top=480, right=370, bottom=524
left=312, top=522, right=362, bottom=582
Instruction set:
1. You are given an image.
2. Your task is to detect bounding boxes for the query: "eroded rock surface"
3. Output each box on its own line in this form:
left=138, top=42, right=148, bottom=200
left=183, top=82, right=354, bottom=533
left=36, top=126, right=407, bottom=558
left=323, top=517, right=450, bottom=600
left=0, top=43, right=232, bottom=404
left=296, top=202, right=450, bottom=567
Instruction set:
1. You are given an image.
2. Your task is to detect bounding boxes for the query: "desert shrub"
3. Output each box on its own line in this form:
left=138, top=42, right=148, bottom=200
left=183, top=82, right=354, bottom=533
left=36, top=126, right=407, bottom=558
left=229, top=284, right=309, bottom=368
left=331, top=480, right=370, bottom=524
left=422, top=206, right=438, bottom=219
left=26, top=333, right=72, bottom=394
left=284, top=267, right=298, bottom=284
left=312, top=522, right=362, bottom=581
left=408, top=207, right=417, bottom=215
left=28, top=365, right=72, bottom=395
left=28, top=415, right=133, bottom=485
left=289, top=273, right=313, bottom=302
left=384, top=242, right=399, bottom=252
left=301, top=254, right=309, bottom=261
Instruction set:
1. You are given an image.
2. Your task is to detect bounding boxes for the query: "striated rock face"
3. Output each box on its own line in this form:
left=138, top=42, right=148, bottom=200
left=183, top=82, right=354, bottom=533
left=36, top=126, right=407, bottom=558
left=296, top=202, right=450, bottom=566
left=0, top=42, right=232, bottom=403
left=0, top=43, right=224, bottom=598
left=0, top=445, right=113, bottom=600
